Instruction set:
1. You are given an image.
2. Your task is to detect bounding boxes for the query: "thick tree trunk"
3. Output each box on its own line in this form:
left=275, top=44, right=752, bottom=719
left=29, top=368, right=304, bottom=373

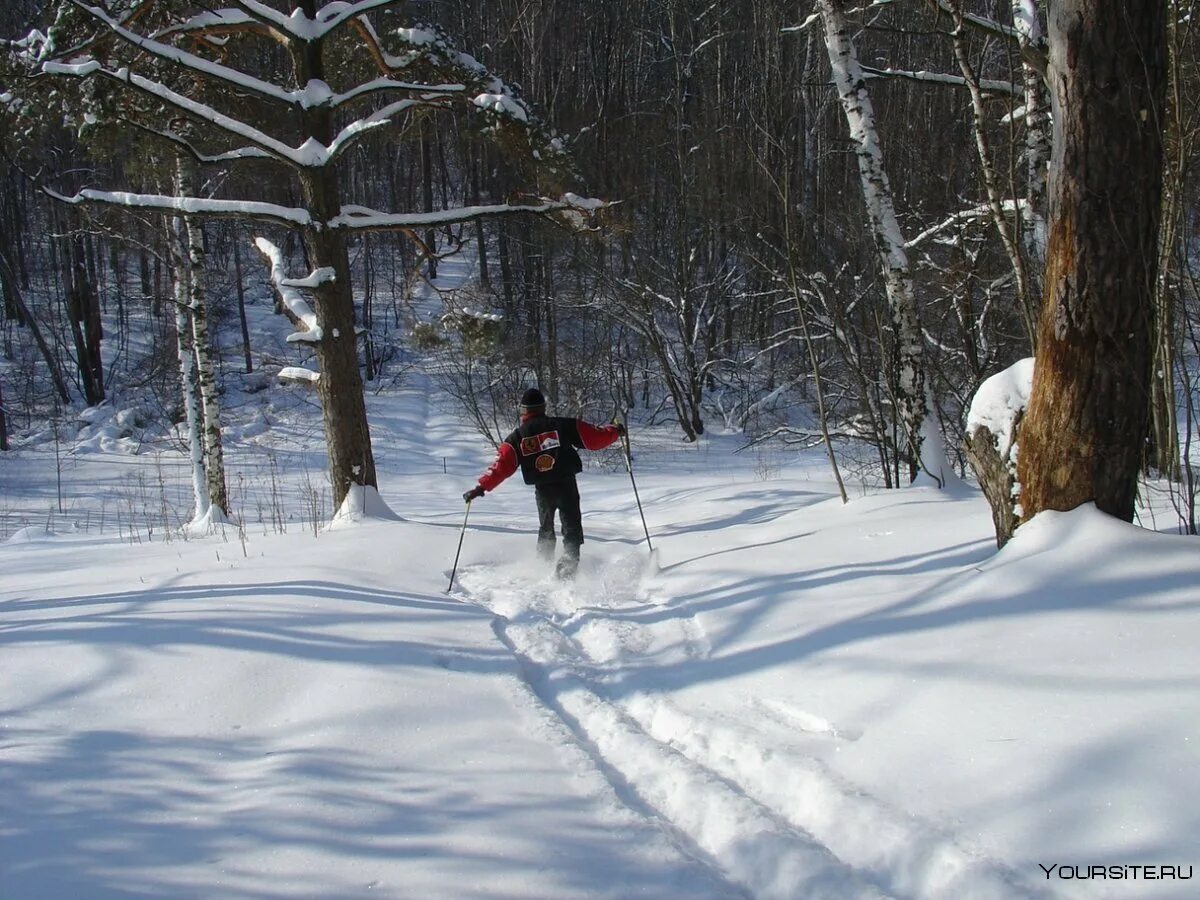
left=305, top=217, right=378, bottom=508
left=1017, top=0, right=1167, bottom=523
left=290, top=14, right=378, bottom=510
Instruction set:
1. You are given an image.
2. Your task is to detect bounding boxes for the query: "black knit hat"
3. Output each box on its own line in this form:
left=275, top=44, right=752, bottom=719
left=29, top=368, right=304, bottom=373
left=519, top=387, right=546, bottom=414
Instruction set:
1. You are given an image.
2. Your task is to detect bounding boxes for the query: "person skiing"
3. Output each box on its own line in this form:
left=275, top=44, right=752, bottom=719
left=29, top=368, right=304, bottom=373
left=464, top=388, right=624, bottom=579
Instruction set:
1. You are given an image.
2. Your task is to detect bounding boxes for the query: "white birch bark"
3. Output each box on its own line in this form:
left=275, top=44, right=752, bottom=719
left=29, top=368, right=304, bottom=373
left=1013, top=0, right=1050, bottom=263
left=170, top=218, right=209, bottom=524
left=174, top=155, right=229, bottom=519
left=817, top=0, right=943, bottom=483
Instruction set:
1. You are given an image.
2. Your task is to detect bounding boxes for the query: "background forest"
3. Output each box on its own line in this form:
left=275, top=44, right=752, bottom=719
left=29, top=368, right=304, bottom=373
left=1, top=0, right=1197, bottom=532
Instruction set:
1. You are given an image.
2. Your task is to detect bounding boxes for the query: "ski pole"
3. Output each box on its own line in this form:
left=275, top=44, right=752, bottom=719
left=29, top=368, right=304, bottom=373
left=619, top=415, right=653, bottom=552
left=447, top=498, right=473, bottom=592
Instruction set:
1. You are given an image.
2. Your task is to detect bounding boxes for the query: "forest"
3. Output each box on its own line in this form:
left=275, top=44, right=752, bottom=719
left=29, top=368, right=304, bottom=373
left=0, top=0, right=1194, bottom=538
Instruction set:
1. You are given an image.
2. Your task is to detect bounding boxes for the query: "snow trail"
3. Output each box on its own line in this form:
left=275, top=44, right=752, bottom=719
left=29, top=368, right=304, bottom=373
left=457, top=559, right=890, bottom=899
left=456, top=552, right=1055, bottom=900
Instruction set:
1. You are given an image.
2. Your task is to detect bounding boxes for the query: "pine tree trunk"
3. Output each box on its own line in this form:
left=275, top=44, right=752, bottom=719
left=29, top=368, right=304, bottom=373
left=1017, top=0, right=1167, bottom=522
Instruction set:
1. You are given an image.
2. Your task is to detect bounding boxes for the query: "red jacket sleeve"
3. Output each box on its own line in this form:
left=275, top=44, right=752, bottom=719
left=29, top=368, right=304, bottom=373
left=577, top=420, right=621, bottom=451
left=478, top=440, right=518, bottom=492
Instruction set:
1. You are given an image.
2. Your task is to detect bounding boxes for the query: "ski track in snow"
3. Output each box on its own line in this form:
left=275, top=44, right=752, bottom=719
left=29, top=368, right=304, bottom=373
left=454, top=556, right=1053, bottom=900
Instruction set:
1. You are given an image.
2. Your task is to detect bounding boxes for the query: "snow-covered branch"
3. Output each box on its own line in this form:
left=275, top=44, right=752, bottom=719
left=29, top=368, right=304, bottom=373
left=48, top=187, right=312, bottom=228
left=253, top=237, right=324, bottom=343
left=65, top=1, right=304, bottom=108
left=930, top=0, right=1047, bottom=74
left=42, top=60, right=304, bottom=165
left=232, top=0, right=401, bottom=43
left=330, top=195, right=604, bottom=231
left=330, top=75, right=465, bottom=109
left=904, top=199, right=1028, bottom=250
left=860, top=65, right=1018, bottom=97
left=127, top=122, right=275, bottom=165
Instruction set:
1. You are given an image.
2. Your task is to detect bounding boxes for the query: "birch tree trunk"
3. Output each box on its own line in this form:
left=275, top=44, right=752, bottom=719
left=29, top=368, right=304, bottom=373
left=175, top=155, right=229, bottom=518
left=1017, top=0, right=1167, bottom=522
left=170, top=217, right=210, bottom=524
left=817, top=0, right=942, bottom=483
left=1012, top=0, right=1050, bottom=279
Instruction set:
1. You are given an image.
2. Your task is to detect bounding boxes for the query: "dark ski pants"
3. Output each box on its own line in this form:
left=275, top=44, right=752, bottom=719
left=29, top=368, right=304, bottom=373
left=535, top=479, right=583, bottom=560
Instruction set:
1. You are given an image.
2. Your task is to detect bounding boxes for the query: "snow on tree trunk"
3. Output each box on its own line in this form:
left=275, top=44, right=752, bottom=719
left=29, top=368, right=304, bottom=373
left=817, top=0, right=939, bottom=483
left=175, top=155, right=229, bottom=519
left=965, top=358, right=1034, bottom=546
left=171, top=217, right=209, bottom=525
left=1017, top=0, right=1167, bottom=523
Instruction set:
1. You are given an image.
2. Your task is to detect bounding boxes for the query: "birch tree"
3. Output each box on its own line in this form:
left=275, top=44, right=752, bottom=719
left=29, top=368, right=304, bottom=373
left=174, top=152, right=229, bottom=522
left=816, top=0, right=945, bottom=483
left=20, top=0, right=598, bottom=513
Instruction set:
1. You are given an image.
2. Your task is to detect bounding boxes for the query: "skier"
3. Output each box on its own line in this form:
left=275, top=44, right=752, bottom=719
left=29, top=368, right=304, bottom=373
left=464, top=388, right=625, bottom=579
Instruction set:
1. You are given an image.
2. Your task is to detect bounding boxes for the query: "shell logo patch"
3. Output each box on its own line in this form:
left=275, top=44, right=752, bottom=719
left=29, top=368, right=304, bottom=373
left=535, top=454, right=555, bottom=472
left=520, top=430, right=561, bottom=456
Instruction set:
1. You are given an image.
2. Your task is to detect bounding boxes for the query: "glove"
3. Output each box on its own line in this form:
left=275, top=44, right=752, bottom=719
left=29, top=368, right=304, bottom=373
left=463, top=485, right=485, bottom=503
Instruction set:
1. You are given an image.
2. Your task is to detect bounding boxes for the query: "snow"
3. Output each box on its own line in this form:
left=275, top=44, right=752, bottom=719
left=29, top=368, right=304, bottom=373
left=2, top=254, right=1198, bottom=897
left=967, top=357, right=1035, bottom=457
left=278, top=366, right=320, bottom=383
left=472, top=92, right=528, bottom=122
left=4, top=370, right=1199, bottom=898
left=253, top=237, right=324, bottom=342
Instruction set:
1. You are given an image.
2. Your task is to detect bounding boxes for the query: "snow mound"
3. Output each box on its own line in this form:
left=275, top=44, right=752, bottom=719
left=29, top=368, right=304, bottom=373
left=328, top=484, right=400, bottom=527
left=5, top=525, right=60, bottom=544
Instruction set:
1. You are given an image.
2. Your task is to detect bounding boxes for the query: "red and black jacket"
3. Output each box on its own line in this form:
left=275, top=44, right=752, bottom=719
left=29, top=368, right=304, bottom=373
left=477, top=414, right=620, bottom=492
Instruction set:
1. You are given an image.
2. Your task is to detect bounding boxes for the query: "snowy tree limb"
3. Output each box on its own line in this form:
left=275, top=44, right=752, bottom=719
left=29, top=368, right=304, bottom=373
left=903, top=200, right=1028, bottom=250
left=253, top=237, right=324, bottom=343
left=232, top=0, right=402, bottom=43
left=64, top=1, right=306, bottom=108
left=125, top=121, right=275, bottom=165
left=46, top=187, right=313, bottom=228
left=860, top=65, right=1019, bottom=97
left=41, top=60, right=305, bottom=165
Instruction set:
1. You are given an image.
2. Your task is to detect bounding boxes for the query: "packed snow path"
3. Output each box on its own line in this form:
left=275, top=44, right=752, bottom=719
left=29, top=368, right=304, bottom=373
left=454, top=556, right=1046, bottom=900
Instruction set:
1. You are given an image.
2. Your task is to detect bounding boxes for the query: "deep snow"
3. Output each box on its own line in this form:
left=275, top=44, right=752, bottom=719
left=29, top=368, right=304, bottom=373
left=4, top=373, right=1199, bottom=898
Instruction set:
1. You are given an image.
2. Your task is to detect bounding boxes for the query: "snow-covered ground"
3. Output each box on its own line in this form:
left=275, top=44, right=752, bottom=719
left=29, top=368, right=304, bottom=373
left=3, top=250, right=1199, bottom=898
left=4, top=367, right=1199, bottom=898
